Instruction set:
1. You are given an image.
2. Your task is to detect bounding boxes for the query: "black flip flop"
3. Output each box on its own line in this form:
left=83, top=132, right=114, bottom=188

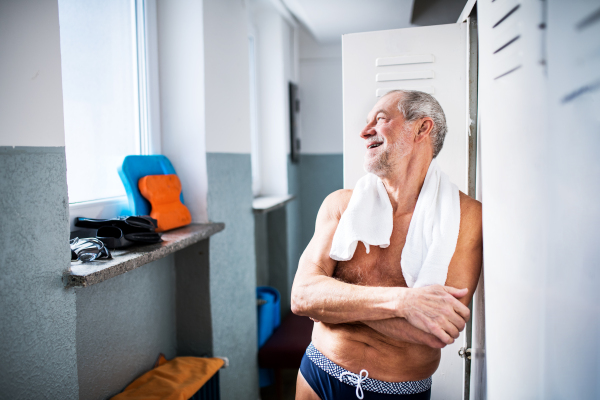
left=75, top=216, right=158, bottom=234
left=96, top=227, right=162, bottom=249
left=124, top=231, right=162, bottom=244
left=96, top=226, right=133, bottom=250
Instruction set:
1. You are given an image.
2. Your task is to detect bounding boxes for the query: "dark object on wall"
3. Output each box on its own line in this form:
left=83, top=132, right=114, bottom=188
left=289, top=82, right=301, bottom=163
left=411, top=0, right=467, bottom=26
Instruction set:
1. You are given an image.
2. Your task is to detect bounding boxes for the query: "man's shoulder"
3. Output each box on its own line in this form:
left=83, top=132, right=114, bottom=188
left=458, top=191, right=483, bottom=243
left=320, top=189, right=353, bottom=220
left=458, top=191, right=482, bottom=219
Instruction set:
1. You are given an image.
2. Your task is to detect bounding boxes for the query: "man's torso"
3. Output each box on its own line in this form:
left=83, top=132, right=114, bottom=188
left=311, top=194, right=442, bottom=382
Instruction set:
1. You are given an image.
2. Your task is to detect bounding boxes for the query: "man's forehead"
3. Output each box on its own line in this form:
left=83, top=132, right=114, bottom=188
left=367, top=92, right=402, bottom=120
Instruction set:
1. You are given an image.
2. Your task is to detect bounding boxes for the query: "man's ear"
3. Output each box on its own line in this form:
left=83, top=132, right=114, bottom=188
left=414, top=118, right=434, bottom=143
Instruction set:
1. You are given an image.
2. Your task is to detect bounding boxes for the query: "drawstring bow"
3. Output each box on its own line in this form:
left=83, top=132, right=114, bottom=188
left=340, top=369, right=369, bottom=399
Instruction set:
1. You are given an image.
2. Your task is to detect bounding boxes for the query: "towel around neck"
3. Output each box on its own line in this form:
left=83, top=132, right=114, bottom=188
left=329, top=159, right=460, bottom=288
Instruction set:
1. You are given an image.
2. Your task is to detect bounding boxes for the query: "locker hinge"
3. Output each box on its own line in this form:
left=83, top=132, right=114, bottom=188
left=458, top=347, right=472, bottom=360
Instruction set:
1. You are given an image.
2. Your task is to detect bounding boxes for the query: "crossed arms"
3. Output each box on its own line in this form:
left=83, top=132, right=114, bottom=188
left=290, top=190, right=483, bottom=349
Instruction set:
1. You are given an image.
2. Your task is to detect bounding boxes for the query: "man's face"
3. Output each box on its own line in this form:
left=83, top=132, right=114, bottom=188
left=361, top=93, right=413, bottom=175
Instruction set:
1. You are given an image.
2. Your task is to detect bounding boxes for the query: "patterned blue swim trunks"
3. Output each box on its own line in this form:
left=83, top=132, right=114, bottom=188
left=300, top=343, right=432, bottom=399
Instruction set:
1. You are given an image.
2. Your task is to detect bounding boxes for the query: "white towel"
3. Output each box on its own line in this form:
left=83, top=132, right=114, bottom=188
left=329, top=159, right=460, bottom=288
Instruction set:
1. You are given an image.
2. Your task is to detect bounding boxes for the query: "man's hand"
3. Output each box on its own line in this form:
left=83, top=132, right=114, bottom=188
left=397, top=285, right=470, bottom=345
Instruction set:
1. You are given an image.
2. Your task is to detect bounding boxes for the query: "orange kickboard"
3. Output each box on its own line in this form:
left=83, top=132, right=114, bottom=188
left=138, top=174, right=191, bottom=232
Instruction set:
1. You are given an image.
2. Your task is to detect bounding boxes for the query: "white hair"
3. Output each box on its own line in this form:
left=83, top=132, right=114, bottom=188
left=385, top=90, right=448, bottom=158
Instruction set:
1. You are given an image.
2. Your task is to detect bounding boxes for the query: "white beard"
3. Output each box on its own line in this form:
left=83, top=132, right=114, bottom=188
left=363, top=129, right=412, bottom=175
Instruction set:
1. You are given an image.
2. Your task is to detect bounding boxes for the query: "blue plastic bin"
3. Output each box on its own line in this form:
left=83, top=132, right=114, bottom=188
left=256, top=286, right=281, bottom=388
left=256, top=286, right=281, bottom=347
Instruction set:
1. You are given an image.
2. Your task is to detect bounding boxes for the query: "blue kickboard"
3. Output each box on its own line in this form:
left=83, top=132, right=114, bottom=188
left=118, top=155, right=185, bottom=216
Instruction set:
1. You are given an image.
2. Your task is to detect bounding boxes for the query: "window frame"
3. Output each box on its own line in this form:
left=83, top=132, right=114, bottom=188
left=67, top=0, right=161, bottom=230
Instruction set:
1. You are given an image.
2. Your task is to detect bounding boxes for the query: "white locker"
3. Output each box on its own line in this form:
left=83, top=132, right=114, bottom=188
left=342, top=23, right=469, bottom=400
left=478, top=0, right=550, bottom=398
left=477, top=0, right=600, bottom=398
left=544, top=0, right=600, bottom=398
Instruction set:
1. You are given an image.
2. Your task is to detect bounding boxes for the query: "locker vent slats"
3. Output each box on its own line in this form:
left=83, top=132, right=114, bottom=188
left=493, top=5, right=520, bottom=28
left=493, top=35, right=520, bottom=54
left=557, top=4, right=600, bottom=103
left=374, top=52, right=436, bottom=97
left=490, top=2, right=523, bottom=81
left=576, top=7, right=600, bottom=30
left=561, top=80, right=600, bottom=104
left=376, top=54, right=434, bottom=66
left=494, top=65, right=522, bottom=80
left=376, top=70, right=434, bottom=82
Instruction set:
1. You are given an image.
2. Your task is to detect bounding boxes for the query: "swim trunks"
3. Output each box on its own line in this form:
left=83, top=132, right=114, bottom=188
left=300, top=343, right=432, bottom=399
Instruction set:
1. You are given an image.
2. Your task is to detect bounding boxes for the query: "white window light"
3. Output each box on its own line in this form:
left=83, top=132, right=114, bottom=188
left=58, top=0, right=160, bottom=229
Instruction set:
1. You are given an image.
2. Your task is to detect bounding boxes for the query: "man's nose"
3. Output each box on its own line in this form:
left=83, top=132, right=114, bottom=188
left=360, top=124, right=375, bottom=139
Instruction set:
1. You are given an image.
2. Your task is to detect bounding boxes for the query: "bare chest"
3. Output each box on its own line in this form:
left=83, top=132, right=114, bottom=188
left=332, top=214, right=412, bottom=287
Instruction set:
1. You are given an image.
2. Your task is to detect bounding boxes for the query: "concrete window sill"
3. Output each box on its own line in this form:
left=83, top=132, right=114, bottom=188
left=65, top=223, right=225, bottom=288
left=252, top=195, right=295, bottom=214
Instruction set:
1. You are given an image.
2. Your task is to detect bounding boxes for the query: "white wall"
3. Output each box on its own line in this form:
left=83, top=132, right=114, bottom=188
left=298, top=27, right=343, bottom=155
left=203, top=0, right=252, bottom=154
left=250, top=0, right=297, bottom=196
left=157, top=0, right=208, bottom=222
left=0, top=0, right=65, bottom=147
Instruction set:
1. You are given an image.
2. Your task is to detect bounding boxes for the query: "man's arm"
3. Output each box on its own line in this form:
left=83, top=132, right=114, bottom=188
left=360, top=318, right=447, bottom=348
left=291, top=190, right=401, bottom=323
left=291, top=190, right=472, bottom=345
left=360, top=193, right=483, bottom=344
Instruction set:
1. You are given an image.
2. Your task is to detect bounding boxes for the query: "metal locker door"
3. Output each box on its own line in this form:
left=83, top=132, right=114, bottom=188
left=342, top=23, right=469, bottom=400
left=544, top=0, right=600, bottom=398
left=477, top=0, right=550, bottom=398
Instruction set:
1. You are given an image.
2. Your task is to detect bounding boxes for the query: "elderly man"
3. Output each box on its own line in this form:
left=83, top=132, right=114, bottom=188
left=291, top=90, right=482, bottom=400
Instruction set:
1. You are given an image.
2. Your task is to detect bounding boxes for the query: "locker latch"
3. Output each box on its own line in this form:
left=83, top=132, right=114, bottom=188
left=458, top=347, right=472, bottom=360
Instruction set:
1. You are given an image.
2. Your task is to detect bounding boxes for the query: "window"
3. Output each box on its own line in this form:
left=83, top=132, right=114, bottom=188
left=58, top=0, right=155, bottom=211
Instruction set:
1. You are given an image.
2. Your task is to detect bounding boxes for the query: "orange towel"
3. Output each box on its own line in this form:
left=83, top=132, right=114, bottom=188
left=111, top=357, right=224, bottom=400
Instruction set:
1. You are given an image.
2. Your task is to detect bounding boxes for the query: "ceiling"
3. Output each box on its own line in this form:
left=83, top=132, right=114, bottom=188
left=281, top=0, right=416, bottom=44
left=280, top=0, right=468, bottom=44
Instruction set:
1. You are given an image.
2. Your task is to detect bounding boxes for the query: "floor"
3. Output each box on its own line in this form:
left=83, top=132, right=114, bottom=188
left=260, top=369, right=298, bottom=400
